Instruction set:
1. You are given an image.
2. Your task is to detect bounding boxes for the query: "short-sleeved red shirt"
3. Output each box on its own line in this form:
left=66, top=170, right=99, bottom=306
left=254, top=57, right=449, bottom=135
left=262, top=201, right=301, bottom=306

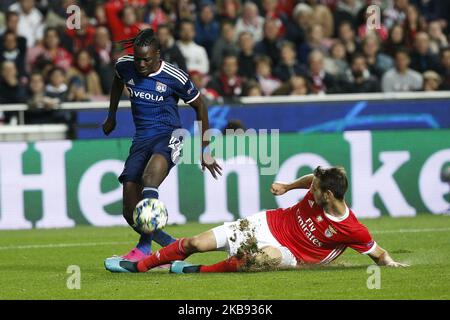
left=266, top=190, right=376, bottom=264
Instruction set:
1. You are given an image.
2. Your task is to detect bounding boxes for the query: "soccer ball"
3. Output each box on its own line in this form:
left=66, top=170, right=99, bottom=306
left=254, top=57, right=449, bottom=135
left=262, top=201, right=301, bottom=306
left=133, top=198, right=168, bottom=234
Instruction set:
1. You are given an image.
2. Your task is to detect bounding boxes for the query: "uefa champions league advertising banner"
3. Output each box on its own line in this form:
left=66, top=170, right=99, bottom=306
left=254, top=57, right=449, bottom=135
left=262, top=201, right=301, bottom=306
left=76, top=99, right=450, bottom=139
left=0, top=129, right=449, bottom=230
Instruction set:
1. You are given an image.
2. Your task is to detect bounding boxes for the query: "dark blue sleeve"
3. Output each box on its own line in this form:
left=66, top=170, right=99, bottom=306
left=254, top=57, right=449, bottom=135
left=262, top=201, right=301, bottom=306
left=173, top=77, right=200, bottom=104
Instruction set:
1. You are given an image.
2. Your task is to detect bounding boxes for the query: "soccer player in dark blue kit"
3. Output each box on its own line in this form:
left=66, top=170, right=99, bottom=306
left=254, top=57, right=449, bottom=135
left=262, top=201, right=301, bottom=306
left=102, top=29, right=222, bottom=267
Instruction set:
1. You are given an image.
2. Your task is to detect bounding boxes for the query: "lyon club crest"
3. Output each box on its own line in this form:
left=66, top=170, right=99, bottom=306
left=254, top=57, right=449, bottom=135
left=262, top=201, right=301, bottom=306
left=155, top=81, right=167, bottom=93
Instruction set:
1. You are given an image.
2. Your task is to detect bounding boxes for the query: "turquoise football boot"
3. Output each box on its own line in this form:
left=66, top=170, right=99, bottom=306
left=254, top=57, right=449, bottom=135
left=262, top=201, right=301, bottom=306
left=170, top=260, right=201, bottom=274
left=104, top=257, right=139, bottom=273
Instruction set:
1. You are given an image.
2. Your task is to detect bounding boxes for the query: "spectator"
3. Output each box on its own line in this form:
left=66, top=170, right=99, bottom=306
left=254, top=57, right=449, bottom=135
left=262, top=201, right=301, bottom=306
left=438, top=47, right=450, bottom=90
left=177, top=0, right=196, bottom=21
left=177, top=19, right=209, bottom=74
left=324, top=41, right=349, bottom=77
left=383, top=0, right=409, bottom=30
left=0, top=60, right=27, bottom=123
left=383, top=24, right=406, bottom=57
left=195, top=1, right=220, bottom=58
left=242, top=80, right=263, bottom=96
left=254, top=18, right=283, bottom=67
left=237, top=31, right=256, bottom=80
left=0, top=30, right=27, bottom=78
left=273, top=41, right=307, bottom=82
left=306, top=50, right=337, bottom=94
left=90, top=26, right=114, bottom=95
left=0, top=60, right=27, bottom=104
left=27, top=27, right=73, bottom=72
left=339, top=53, right=380, bottom=93
left=362, top=34, right=394, bottom=80
left=286, top=3, right=313, bottom=46
left=223, top=119, right=246, bottom=133
left=64, top=8, right=96, bottom=53
left=45, top=66, right=68, bottom=102
left=25, top=72, right=62, bottom=124
left=334, top=0, right=364, bottom=27
left=8, top=0, right=44, bottom=48
left=144, top=0, right=170, bottom=31
left=234, top=2, right=265, bottom=42
left=410, top=32, right=440, bottom=73
left=261, top=0, right=289, bottom=37
left=254, top=55, right=281, bottom=96
left=67, top=49, right=103, bottom=98
left=422, top=70, right=442, bottom=91
left=272, top=75, right=310, bottom=96
left=216, top=0, right=241, bottom=23
left=428, top=20, right=448, bottom=55
left=210, top=20, right=239, bottom=73
left=207, top=54, right=244, bottom=100
left=403, top=4, right=423, bottom=48
left=105, top=1, right=146, bottom=54
left=0, top=10, right=27, bottom=50
left=297, top=24, right=332, bottom=65
left=157, top=24, right=187, bottom=72
left=337, top=21, right=358, bottom=57
left=189, top=70, right=222, bottom=105
left=382, top=48, right=423, bottom=92
left=305, top=0, right=334, bottom=38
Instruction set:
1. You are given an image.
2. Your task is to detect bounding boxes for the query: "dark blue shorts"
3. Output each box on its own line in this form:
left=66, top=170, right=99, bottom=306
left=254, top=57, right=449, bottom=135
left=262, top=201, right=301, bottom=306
left=118, top=133, right=182, bottom=184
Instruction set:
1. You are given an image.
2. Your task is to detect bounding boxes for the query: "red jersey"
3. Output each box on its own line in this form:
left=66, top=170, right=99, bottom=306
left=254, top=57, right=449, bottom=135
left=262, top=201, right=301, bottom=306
left=266, top=190, right=376, bottom=264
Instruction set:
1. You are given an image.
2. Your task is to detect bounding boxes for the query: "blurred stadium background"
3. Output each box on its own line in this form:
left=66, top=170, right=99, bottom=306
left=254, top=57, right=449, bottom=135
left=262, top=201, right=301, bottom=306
left=0, top=0, right=449, bottom=229
left=1, top=0, right=450, bottom=301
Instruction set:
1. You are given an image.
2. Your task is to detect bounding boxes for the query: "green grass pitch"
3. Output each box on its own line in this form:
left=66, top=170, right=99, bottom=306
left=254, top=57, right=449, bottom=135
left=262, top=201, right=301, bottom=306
left=1, top=215, right=449, bottom=300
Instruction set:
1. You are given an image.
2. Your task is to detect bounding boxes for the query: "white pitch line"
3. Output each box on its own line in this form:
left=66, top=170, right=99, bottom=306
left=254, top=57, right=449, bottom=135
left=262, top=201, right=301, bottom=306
left=0, top=227, right=449, bottom=251
left=0, top=241, right=130, bottom=251
left=371, top=227, right=450, bottom=234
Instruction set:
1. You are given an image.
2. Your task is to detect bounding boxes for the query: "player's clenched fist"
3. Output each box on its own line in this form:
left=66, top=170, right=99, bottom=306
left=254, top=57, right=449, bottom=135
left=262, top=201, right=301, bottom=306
left=102, top=117, right=116, bottom=135
left=270, top=182, right=289, bottom=195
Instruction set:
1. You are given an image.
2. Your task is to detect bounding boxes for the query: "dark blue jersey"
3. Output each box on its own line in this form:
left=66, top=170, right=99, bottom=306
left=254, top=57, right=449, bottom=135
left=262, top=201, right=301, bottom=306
left=115, top=55, right=200, bottom=141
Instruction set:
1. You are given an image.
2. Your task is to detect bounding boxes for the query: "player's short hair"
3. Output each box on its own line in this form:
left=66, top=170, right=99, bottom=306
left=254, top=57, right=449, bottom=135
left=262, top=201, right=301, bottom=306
left=313, top=166, right=348, bottom=200
left=117, top=28, right=160, bottom=51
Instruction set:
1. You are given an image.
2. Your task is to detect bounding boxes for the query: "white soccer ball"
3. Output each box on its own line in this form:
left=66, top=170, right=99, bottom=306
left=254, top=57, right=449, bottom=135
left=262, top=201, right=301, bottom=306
left=133, top=198, right=168, bottom=234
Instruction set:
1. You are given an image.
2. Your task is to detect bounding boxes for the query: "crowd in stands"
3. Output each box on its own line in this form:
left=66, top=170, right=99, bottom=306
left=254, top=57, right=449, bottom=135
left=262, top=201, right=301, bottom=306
left=1, top=0, right=450, bottom=125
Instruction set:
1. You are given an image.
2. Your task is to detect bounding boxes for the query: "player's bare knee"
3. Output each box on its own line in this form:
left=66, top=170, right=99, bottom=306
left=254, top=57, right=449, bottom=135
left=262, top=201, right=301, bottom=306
left=186, top=236, right=206, bottom=253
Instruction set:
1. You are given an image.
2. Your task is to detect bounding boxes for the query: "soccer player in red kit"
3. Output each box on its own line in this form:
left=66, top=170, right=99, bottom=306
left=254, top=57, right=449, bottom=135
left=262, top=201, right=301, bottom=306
left=114, top=166, right=409, bottom=273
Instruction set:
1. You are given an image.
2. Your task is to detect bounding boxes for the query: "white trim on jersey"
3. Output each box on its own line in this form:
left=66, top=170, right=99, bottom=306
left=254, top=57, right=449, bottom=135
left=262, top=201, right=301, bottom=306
left=147, top=60, right=165, bottom=77
left=320, top=245, right=346, bottom=265
left=164, top=63, right=188, bottom=81
left=361, top=241, right=378, bottom=255
left=185, top=91, right=200, bottom=104
left=324, top=205, right=350, bottom=222
left=116, top=55, right=134, bottom=65
left=162, top=63, right=188, bottom=85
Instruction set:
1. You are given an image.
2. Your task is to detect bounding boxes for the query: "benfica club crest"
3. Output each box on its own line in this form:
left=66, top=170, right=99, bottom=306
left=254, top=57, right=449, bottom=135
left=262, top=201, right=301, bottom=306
left=325, top=225, right=337, bottom=238
left=155, top=81, right=167, bottom=93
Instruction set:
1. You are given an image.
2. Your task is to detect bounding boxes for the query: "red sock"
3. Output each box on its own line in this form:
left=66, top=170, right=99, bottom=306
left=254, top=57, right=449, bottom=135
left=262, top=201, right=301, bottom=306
left=137, top=238, right=188, bottom=272
left=199, top=256, right=245, bottom=273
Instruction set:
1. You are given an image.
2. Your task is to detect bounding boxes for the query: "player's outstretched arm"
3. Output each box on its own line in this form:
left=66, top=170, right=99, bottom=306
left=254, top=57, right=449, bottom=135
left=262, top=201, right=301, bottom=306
left=102, top=74, right=124, bottom=135
left=270, top=174, right=314, bottom=196
left=189, top=96, right=222, bottom=179
left=368, top=245, right=410, bottom=267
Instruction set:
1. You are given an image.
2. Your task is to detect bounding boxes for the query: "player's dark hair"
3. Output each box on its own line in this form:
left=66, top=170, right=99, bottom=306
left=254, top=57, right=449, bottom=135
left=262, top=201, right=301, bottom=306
left=313, top=166, right=348, bottom=200
left=117, top=28, right=160, bottom=50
